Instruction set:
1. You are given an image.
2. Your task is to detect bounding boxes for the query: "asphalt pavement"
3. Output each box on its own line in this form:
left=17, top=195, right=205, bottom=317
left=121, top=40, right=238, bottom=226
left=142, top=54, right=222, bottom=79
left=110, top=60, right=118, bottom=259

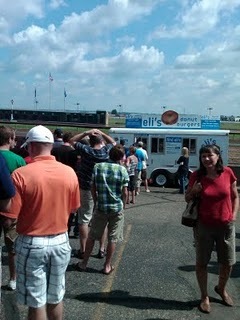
left=1, top=187, right=240, bottom=320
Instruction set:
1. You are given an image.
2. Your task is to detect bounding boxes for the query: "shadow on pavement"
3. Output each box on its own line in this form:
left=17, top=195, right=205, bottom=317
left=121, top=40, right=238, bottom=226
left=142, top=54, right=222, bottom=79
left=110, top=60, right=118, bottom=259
left=178, top=261, right=240, bottom=279
left=66, top=264, right=100, bottom=274
left=74, top=290, right=198, bottom=311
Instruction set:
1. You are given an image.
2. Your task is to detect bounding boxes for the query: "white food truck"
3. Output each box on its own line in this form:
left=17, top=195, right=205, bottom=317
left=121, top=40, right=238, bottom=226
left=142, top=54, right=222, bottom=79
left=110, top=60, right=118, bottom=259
left=109, top=127, right=230, bottom=187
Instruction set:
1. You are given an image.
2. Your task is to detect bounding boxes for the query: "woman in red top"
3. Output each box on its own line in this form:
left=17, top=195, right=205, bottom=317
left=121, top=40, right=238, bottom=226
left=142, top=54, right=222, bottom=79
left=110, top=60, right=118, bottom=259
left=185, top=144, right=239, bottom=314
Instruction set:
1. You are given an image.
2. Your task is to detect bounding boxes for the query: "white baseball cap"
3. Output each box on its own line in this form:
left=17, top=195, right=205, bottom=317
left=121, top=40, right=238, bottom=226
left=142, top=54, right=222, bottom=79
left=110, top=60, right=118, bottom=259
left=21, top=125, right=54, bottom=148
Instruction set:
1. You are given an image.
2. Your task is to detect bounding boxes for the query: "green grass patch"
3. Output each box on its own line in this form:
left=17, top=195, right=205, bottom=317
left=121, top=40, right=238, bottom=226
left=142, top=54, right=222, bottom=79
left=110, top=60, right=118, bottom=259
left=220, top=122, right=240, bottom=130
left=3, top=119, right=240, bottom=139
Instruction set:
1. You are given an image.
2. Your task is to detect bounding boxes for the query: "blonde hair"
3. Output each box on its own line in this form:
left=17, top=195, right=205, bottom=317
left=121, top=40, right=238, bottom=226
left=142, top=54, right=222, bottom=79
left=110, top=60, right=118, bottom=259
left=182, top=147, right=189, bottom=157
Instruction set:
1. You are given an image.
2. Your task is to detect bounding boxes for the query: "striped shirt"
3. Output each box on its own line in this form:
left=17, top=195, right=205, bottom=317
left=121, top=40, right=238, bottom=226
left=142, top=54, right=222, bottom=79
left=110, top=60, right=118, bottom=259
left=75, top=143, right=113, bottom=190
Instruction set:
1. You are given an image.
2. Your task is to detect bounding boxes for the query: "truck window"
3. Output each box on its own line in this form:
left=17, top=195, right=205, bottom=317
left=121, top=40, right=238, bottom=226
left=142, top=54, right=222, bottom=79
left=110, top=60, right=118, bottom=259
left=135, top=137, right=148, bottom=149
left=182, top=138, right=196, bottom=154
left=151, top=137, right=164, bottom=153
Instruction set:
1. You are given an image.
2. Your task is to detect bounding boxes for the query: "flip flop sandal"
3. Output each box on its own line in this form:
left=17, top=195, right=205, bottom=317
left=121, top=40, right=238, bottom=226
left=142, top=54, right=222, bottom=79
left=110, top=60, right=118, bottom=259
left=101, top=266, right=115, bottom=275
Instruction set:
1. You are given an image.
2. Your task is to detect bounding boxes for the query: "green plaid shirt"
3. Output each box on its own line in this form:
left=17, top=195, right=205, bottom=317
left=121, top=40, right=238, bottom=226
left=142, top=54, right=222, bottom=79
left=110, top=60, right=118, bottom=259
left=93, top=162, right=129, bottom=214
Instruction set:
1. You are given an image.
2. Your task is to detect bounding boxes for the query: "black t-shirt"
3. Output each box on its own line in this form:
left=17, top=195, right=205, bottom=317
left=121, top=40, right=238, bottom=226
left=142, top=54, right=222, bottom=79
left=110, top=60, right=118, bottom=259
left=177, top=155, right=189, bottom=174
left=51, top=145, right=78, bottom=170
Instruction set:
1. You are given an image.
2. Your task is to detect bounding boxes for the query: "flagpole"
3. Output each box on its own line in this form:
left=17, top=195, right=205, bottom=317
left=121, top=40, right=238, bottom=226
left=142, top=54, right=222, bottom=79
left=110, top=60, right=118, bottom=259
left=34, top=88, right=37, bottom=110
left=63, top=88, right=67, bottom=112
left=63, top=88, right=66, bottom=112
left=49, top=77, right=51, bottom=110
left=49, top=73, right=53, bottom=110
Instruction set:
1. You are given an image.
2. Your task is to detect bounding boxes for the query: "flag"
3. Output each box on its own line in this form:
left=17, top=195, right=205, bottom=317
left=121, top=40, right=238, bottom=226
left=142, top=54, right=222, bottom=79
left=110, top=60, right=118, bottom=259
left=34, top=88, right=36, bottom=98
left=49, top=73, right=53, bottom=81
left=64, top=88, right=67, bottom=98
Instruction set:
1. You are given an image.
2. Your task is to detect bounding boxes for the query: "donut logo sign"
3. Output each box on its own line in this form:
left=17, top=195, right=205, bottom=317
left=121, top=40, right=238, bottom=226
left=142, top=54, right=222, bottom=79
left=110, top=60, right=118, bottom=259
left=161, top=110, right=179, bottom=125
left=126, top=113, right=219, bottom=129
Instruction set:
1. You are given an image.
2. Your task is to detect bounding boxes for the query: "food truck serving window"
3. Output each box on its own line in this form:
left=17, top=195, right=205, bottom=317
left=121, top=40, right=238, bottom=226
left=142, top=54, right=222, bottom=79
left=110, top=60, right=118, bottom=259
left=151, top=138, right=164, bottom=153
left=135, top=137, right=148, bottom=149
left=183, top=138, right=196, bottom=154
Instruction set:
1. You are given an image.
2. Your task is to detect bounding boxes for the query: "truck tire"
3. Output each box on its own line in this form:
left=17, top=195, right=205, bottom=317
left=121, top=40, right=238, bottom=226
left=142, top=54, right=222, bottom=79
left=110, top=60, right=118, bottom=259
left=152, top=170, right=170, bottom=187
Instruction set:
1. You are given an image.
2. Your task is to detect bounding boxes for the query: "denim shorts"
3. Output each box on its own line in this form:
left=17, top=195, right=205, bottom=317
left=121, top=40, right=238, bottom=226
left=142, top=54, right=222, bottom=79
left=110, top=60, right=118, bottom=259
left=15, top=232, right=71, bottom=308
left=89, top=210, right=124, bottom=243
left=195, top=221, right=236, bottom=266
left=77, top=189, right=94, bottom=225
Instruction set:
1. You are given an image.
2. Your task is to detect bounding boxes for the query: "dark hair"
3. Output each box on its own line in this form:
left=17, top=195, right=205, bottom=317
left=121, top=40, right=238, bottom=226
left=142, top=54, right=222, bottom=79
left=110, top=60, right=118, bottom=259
left=54, top=128, right=63, bottom=138
left=89, top=134, right=103, bottom=147
left=79, top=137, right=89, bottom=146
left=198, top=144, right=224, bottom=175
left=120, top=139, right=125, bottom=146
left=62, top=132, right=73, bottom=143
left=0, top=126, right=14, bottom=146
left=129, top=146, right=136, bottom=155
left=109, top=144, right=124, bottom=162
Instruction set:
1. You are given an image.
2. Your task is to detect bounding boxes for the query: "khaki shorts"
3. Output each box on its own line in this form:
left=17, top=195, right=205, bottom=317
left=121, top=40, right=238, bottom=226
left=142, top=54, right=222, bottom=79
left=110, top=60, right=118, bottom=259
left=0, top=216, right=18, bottom=253
left=77, top=189, right=94, bottom=225
left=89, top=209, right=124, bottom=243
left=136, top=170, right=142, bottom=188
left=195, top=221, right=236, bottom=266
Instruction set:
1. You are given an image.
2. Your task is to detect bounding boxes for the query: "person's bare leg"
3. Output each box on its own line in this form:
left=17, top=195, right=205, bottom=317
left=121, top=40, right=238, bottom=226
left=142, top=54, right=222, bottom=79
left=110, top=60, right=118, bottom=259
left=78, top=224, right=89, bottom=254
left=144, top=179, right=149, bottom=191
left=215, top=264, right=233, bottom=305
left=126, top=190, right=130, bottom=204
left=135, top=171, right=141, bottom=195
left=99, top=226, right=107, bottom=252
left=103, top=241, right=116, bottom=274
left=8, top=252, right=16, bottom=281
left=80, top=238, right=95, bottom=269
left=131, top=191, right=135, bottom=203
left=47, top=302, right=63, bottom=320
left=196, top=263, right=210, bottom=312
left=28, top=306, right=47, bottom=320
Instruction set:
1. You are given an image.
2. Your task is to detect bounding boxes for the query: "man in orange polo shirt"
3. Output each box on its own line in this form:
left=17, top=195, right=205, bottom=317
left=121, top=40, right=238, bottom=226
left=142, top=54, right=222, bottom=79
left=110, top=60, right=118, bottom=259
left=0, top=125, right=80, bottom=320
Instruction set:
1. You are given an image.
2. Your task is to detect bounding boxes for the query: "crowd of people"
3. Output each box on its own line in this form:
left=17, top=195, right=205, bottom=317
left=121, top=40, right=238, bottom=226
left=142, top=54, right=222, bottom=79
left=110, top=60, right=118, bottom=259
left=0, top=124, right=151, bottom=319
left=0, top=124, right=239, bottom=318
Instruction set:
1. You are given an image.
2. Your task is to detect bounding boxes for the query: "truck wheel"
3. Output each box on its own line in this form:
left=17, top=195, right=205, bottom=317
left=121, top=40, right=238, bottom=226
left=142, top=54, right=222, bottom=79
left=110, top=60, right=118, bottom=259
left=153, top=170, right=170, bottom=187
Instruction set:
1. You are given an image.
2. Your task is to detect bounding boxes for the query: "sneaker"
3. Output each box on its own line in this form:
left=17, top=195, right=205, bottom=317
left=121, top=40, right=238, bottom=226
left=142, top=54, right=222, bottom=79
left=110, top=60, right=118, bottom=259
left=145, top=189, right=150, bottom=193
left=8, top=279, right=16, bottom=291
left=136, top=192, right=140, bottom=196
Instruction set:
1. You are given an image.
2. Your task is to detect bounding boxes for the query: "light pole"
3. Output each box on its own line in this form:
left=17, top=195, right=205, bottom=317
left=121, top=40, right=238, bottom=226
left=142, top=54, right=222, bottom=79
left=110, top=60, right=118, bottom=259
left=118, top=104, right=122, bottom=115
left=207, top=107, right=213, bottom=116
left=76, top=103, right=80, bottom=112
left=10, top=99, right=14, bottom=121
left=161, top=106, right=166, bottom=113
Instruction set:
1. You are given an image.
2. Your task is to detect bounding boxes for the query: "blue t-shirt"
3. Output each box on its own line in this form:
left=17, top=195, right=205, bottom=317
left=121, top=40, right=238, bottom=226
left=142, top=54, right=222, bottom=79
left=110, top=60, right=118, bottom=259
left=0, top=154, right=15, bottom=199
left=135, top=148, right=145, bottom=171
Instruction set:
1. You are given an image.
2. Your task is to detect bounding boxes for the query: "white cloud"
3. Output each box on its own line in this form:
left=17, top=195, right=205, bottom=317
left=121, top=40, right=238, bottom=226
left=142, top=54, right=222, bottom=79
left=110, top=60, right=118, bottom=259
left=49, top=0, right=66, bottom=9
left=60, top=0, right=158, bottom=40
left=0, top=1, right=240, bottom=115
left=151, top=0, right=240, bottom=39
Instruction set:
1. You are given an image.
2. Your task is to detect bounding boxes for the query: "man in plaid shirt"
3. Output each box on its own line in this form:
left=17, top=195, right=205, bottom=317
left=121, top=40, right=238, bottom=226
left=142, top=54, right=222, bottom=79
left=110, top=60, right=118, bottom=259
left=76, top=145, right=129, bottom=275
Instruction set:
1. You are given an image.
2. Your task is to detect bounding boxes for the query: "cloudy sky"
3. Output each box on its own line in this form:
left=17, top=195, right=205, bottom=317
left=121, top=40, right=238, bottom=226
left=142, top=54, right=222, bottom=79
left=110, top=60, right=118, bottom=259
left=1, top=0, right=240, bottom=116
